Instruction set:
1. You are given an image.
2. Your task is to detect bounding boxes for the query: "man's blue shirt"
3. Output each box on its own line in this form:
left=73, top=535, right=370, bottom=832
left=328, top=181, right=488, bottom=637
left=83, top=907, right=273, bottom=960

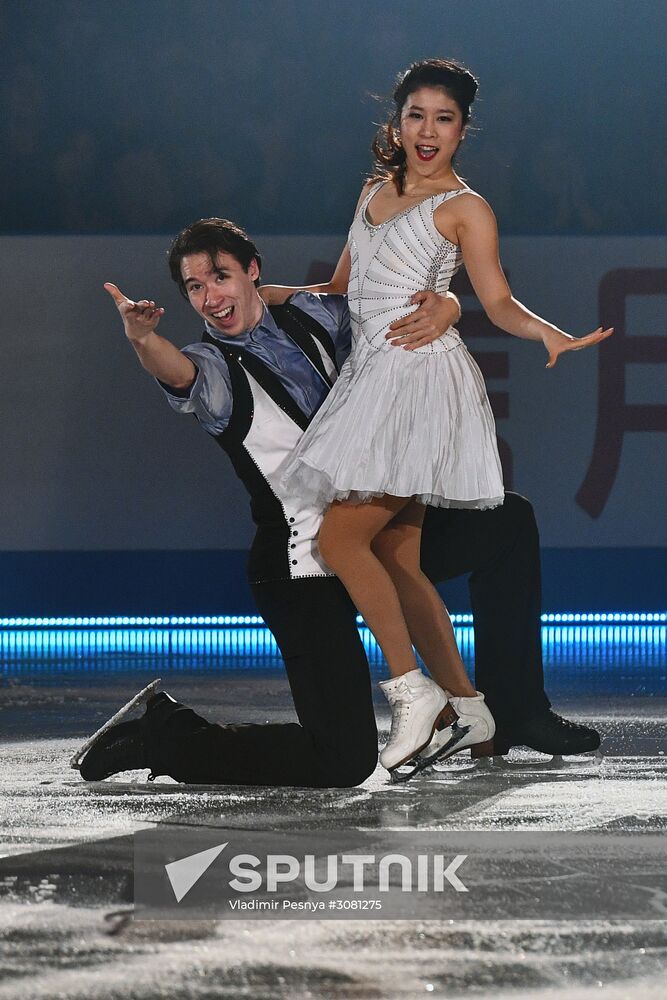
left=161, top=291, right=351, bottom=434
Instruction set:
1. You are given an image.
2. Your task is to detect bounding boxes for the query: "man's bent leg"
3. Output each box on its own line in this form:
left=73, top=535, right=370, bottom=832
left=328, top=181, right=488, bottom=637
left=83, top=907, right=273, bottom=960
left=253, top=577, right=378, bottom=785
left=421, top=493, right=550, bottom=731
left=147, top=577, right=377, bottom=786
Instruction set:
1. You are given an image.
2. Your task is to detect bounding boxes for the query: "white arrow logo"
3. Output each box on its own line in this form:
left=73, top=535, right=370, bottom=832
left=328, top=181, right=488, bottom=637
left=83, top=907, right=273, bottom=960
left=165, top=842, right=228, bottom=902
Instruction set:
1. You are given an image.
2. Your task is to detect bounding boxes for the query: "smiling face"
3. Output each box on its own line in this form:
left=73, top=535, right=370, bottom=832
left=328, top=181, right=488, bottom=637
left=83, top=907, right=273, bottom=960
left=180, top=250, right=263, bottom=336
left=399, top=86, right=466, bottom=177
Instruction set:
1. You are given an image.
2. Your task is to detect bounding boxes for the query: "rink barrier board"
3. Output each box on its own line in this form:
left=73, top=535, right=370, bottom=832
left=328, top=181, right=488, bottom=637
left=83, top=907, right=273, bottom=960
left=0, top=547, right=664, bottom=616
left=0, top=612, right=665, bottom=629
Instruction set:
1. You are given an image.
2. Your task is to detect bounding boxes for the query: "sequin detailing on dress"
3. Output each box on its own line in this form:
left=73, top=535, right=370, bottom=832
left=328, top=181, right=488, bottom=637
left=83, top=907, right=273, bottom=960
left=279, top=183, right=505, bottom=511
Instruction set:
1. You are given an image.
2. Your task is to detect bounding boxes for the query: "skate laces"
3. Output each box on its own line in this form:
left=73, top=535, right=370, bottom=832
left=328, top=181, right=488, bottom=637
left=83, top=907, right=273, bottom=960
left=385, top=676, right=416, bottom=701
left=546, top=710, right=582, bottom=731
left=388, top=701, right=412, bottom=738
left=387, top=678, right=420, bottom=737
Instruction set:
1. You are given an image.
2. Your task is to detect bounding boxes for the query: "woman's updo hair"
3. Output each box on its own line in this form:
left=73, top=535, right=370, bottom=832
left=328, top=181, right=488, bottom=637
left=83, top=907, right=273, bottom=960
left=372, top=58, right=478, bottom=193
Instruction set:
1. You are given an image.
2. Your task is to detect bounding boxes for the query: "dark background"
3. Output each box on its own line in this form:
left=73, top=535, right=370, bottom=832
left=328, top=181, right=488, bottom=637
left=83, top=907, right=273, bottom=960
left=2, top=0, right=665, bottom=237
left=1, top=0, right=664, bottom=615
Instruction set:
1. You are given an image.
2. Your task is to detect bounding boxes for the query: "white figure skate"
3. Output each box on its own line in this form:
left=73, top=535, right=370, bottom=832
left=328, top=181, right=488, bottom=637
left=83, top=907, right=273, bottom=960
left=393, top=690, right=495, bottom=781
left=379, top=669, right=449, bottom=774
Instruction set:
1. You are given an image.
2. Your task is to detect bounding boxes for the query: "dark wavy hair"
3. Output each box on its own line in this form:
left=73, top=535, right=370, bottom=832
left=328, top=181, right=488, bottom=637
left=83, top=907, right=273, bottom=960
left=167, top=217, right=262, bottom=297
left=372, top=59, right=479, bottom=193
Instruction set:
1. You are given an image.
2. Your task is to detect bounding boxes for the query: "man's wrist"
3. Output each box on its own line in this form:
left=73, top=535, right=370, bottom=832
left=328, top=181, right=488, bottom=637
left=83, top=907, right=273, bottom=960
left=126, top=327, right=157, bottom=346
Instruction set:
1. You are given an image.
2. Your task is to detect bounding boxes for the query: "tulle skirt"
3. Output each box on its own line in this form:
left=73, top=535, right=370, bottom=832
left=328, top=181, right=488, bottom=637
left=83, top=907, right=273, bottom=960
left=279, top=330, right=504, bottom=511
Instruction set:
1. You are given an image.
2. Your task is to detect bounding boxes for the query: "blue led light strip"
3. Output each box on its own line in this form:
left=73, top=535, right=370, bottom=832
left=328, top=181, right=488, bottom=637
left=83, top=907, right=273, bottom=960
left=0, top=615, right=263, bottom=628
left=0, top=612, right=664, bottom=629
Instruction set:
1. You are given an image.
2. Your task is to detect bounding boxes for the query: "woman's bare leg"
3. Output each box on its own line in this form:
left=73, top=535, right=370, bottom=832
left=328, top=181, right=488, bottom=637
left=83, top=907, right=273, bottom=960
left=317, top=496, right=418, bottom=678
left=371, top=501, right=476, bottom=697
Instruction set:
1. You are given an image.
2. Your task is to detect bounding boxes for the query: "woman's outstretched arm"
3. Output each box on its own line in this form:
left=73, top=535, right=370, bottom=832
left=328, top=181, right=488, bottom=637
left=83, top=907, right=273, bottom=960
left=441, top=194, right=613, bottom=368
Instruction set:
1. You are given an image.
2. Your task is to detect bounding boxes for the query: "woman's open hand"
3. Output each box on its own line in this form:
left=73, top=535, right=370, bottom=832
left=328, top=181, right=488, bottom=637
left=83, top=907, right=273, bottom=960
left=543, top=326, right=614, bottom=369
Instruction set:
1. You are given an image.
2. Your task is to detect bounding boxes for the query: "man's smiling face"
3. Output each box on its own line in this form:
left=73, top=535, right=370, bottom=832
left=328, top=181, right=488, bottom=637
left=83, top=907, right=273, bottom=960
left=181, top=250, right=263, bottom=336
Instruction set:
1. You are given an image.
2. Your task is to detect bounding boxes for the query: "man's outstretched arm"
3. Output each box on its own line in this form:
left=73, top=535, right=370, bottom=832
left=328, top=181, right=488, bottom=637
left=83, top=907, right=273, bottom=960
left=104, top=282, right=196, bottom=390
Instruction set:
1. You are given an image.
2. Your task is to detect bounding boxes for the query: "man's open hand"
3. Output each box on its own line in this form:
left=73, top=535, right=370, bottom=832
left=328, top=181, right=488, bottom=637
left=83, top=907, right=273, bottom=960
left=104, top=282, right=165, bottom=341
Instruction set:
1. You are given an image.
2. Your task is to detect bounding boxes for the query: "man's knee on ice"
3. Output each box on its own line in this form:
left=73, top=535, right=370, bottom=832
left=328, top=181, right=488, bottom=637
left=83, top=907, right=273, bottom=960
left=322, top=741, right=378, bottom=787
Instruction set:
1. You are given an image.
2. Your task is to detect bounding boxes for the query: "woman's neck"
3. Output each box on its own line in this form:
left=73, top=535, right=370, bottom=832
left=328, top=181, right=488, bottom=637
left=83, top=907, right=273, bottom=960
left=402, top=165, right=461, bottom=197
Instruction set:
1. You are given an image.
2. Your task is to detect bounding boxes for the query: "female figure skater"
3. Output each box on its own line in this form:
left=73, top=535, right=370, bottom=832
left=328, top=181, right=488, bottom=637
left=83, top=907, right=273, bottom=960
left=262, top=59, right=612, bottom=776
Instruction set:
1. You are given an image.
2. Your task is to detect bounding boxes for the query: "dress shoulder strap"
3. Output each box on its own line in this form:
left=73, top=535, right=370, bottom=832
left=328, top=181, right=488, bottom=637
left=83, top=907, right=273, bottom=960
left=356, top=180, right=385, bottom=219
left=435, top=186, right=482, bottom=206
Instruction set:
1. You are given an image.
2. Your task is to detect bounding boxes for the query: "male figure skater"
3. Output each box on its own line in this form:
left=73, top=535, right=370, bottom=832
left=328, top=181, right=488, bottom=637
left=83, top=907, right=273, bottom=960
left=78, top=217, right=600, bottom=786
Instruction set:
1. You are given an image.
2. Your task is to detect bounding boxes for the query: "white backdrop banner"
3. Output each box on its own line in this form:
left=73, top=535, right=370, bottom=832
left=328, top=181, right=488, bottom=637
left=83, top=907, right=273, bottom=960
left=1, top=235, right=665, bottom=551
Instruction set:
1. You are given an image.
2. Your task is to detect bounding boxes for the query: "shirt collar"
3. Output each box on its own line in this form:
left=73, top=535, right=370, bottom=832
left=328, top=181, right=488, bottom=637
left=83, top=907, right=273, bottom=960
left=204, top=303, right=279, bottom=346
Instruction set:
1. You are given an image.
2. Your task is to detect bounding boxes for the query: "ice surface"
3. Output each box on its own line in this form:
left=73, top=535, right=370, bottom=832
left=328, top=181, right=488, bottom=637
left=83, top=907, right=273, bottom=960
left=0, top=670, right=665, bottom=998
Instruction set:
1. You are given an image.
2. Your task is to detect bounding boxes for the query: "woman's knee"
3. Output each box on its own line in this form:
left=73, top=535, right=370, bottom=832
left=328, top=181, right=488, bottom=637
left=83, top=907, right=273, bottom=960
left=318, top=521, right=354, bottom=570
left=319, top=498, right=409, bottom=566
left=318, top=511, right=376, bottom=569
left=372, top=524, right=421, bottom=576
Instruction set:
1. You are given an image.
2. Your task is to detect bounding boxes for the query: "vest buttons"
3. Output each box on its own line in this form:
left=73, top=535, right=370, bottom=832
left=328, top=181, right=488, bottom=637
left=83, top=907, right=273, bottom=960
left=291, top=530, right=298, bottom=537
left=290, top=544, right=296, bottom=549
left=288, top=517, right=296, bottom=524
left=291, top=559, right=298, bottom=565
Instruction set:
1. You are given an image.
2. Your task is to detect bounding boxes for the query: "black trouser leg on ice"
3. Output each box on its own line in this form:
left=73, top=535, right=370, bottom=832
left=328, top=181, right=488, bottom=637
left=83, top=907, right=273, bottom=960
left=421, top=492, right=551, bottom=729
left=147, top=577, right=378, bottom=787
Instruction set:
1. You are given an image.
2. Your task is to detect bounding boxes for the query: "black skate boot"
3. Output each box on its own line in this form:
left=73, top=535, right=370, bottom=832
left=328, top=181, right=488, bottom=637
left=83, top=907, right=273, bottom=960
left=74, top=683, right=179, bottom=781
left=473, top=709, right=601, bottom=758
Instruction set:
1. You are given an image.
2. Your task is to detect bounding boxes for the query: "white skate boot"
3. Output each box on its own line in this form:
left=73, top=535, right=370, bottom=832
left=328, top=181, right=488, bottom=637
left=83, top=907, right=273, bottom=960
left=395, top=690, right=496, bottom=779
left=379, top=669, right=448, bottom=773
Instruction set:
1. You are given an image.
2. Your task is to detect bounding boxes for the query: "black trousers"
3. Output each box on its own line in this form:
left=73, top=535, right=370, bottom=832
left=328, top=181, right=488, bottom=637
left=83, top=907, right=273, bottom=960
left=422, top=492, right=550, bottom=727
left=147, top=492, right=550, bottom=786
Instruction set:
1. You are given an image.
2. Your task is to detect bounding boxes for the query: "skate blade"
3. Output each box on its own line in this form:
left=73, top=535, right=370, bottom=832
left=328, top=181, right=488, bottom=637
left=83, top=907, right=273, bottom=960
left=542, top=748, right=606, bottom=770
left=473, top=748, right=606, bottom=774
left=390, top=724, right=473, bottom=783
left=69, top=678, right=162, bottom=770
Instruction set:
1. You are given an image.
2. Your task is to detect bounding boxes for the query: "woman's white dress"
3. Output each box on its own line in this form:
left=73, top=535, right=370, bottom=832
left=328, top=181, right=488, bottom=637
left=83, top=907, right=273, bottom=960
left=280, top=182, right=504, bottom=510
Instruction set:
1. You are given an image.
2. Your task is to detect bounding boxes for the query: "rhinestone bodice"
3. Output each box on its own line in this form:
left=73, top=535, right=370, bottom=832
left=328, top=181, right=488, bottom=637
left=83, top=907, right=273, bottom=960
left=347, top=182, right=474, bottom=355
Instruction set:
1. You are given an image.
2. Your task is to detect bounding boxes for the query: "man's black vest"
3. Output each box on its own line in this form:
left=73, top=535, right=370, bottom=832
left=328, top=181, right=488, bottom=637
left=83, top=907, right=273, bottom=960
left=201, top=303, right=339, bottom=585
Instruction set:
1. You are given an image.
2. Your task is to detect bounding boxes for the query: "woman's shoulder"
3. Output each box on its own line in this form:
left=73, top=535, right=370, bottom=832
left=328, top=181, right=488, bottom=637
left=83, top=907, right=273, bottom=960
left=435, top=187, right=495, bottom=219
left=431, top=188, right=497, bottom=244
